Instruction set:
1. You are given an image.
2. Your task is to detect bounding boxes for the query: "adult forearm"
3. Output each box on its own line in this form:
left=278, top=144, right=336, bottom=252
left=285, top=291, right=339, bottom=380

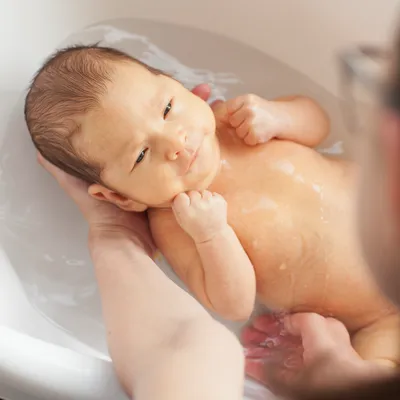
left=134, top=319, right=244, bottom=400
left=88, top=229, right=244, bottom=399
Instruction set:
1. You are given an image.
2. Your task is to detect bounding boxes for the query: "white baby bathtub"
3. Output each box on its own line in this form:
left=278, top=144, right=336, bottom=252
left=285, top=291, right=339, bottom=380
left=0, top=0, right=398, bottom=399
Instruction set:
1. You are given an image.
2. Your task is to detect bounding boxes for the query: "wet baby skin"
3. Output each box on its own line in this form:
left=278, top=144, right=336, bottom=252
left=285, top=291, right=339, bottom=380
left=149, top=98, right=400, bottom=373
left=150, top=101, right=400, bottom=374
left=83, top=62, right=400, bottom=379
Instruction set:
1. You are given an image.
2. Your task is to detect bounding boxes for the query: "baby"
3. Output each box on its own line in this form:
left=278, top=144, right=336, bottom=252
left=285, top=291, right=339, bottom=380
left=25, top=45, right=400, bottom=379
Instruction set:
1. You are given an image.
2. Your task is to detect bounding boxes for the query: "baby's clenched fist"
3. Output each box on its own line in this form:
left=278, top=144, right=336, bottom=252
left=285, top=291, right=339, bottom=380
left=172, top=190, right=228, bottom=244
left=224, top=94, right=289, bottom=145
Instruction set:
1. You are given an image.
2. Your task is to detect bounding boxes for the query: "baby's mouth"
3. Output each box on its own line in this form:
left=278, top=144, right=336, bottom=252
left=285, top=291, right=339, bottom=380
left=186, top=149, right=199, bottom=174
left=182, top=135, right=206, bottom=175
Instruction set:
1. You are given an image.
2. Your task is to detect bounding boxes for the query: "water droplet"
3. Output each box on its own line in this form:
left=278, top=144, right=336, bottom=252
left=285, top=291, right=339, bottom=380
left=66, top=259, right=86, bottom=267
left=273, top=160, right=295, bottom=176
left=220, top=159, right=231, bottom=170
left=261, top=338, right=279, bottom=348
left=295, top=175, right=305, bottom=184
left=312, top=183, right=322, bottom=193
left=43, top=254, right=54, bottom=262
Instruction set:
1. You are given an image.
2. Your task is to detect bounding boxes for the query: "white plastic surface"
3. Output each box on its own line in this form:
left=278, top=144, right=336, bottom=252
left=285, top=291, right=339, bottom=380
left=0, top=1, right=399, bottom=399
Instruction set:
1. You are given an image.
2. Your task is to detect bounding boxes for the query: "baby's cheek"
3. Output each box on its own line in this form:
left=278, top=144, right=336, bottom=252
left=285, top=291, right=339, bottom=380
left=168, top=180, right=186, bottom=200
left=204, top=112, right=217, bottom=135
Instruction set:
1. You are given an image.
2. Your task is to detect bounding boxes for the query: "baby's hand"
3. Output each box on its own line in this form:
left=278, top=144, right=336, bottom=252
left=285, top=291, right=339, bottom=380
left=172, top=191, right=228, bottom=244
left=225, top=94, right=289, bottom=145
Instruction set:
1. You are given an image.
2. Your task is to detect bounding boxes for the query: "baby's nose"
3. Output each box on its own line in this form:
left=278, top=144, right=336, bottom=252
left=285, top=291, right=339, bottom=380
left=166, top=129, right=187, bottom=160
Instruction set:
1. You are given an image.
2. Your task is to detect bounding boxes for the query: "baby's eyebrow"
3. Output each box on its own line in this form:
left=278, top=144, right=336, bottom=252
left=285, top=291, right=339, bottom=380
left=149, top=85, right=166, bottom=110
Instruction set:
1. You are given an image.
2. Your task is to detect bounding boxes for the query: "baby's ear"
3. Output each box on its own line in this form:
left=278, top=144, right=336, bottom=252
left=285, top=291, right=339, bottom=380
left=88, top=184, right=148, bottom=212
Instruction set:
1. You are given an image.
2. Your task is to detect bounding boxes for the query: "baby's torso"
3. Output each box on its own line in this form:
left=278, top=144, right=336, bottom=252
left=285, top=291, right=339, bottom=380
left=151, top=132, right=393, bottom=330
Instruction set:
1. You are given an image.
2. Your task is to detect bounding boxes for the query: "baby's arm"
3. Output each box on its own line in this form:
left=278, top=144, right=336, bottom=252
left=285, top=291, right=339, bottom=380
left=224, top=94, right=330, bottom=147
left=273, top=95, right=330, bottom=147
left=90, top=229, right=245, bottom=400
left=151, top=191, right=256, bottom=322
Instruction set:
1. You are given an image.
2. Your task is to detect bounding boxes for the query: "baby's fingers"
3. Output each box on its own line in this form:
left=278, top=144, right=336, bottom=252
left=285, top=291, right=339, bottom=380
left=225, top=96, right=246, bottom=116
left=172, top=193, right=191, bottom=213
left=210, top=99, right=224, bottom=111
left=188, top=191, right=202, bottom=204
left=236, top=120, right=251, bottom=140
left=201, top=190, right=213, bottom=201
left=229, top=105, right=247, bottom=128
left=244, top=130, right=259, bottom=146
left=211, top=192, right=225, bottom=201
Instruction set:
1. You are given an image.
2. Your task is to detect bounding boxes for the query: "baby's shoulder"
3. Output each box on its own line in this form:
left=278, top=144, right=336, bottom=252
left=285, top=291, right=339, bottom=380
left=148, top=208, right=196, bottom=256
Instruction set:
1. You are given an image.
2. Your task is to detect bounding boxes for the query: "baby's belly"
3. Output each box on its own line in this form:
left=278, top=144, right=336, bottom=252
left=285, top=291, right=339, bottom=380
left=242, top=216, right=393, bottom=330
left=222, top=173, right=392, bottom=331
left=212, top=140, right=394, bottom=330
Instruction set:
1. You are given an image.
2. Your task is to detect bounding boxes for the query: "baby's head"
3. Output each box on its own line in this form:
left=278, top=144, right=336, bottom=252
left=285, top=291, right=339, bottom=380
left=25, top=45, right=220, bottom=211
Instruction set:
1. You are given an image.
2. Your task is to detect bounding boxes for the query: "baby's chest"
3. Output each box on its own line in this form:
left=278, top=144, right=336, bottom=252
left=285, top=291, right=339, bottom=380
left=223, top=189, right=302, bottom=261
left=210, top=156, right=325, bottom=271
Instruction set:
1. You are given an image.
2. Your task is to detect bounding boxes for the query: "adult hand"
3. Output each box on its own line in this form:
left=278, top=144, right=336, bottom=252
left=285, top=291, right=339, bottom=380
left=243, top=313, right=392, bottom=395
left=38, top=152, right=154, bottom=247
left=278, top=313, right=371, bottom=389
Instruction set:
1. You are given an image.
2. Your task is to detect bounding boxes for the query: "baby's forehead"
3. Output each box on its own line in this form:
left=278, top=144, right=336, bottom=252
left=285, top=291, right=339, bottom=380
left=103, top=65, right=166, bottom=110
left=111, top=61, right=157, bottom=84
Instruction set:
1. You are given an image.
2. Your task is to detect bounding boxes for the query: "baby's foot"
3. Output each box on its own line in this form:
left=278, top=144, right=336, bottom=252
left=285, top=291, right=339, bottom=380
left=241, top=313, right=303, bottom=388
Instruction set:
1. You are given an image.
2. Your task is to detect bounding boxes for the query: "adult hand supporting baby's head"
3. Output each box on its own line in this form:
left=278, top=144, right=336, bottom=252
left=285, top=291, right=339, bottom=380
left=191, top=83, right=224, bottom=110
left=37, top=153, right=155, bottom=254
left=191, top=83, right=211, bottom=101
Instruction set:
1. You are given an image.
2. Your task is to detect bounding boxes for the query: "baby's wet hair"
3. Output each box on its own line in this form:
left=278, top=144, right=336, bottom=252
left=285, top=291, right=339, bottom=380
left=24, top=44, right=163, bottom=184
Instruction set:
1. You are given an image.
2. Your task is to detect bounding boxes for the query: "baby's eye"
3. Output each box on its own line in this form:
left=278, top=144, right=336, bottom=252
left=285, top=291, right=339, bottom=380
left=163, top=101, right=172, bottom=119
left=136, top=149, right=147, bottom=164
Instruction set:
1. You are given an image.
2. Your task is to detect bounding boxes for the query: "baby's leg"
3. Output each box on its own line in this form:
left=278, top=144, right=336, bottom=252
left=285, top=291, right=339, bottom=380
left=351, top=313, right=400, bottom=368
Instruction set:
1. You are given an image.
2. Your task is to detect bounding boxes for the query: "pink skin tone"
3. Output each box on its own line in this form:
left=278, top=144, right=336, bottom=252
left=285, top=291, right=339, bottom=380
left=242, top=312, right=390, bottom=392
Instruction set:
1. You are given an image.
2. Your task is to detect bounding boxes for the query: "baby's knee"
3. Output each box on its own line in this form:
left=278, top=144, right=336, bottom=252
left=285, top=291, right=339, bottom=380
left=352, top=313, right=400, bottom=367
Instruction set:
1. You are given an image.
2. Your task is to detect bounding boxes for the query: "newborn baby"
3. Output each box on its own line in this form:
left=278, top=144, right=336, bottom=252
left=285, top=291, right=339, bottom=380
left=25, top=45, right=400, bottom=376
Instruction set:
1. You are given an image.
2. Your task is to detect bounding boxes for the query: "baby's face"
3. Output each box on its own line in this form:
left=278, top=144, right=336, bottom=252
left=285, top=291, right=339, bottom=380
left=78, top=62, right=220, bottom=210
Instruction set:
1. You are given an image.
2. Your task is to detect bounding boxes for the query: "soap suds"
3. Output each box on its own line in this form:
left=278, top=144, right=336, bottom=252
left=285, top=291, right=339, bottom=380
left=44, top=254, right=54, bottom=262
left=273, top=160, right=295, bottom=176
left=242, top=197, right=278, bottom=214
left=220, top=159, right=232, bottom=170
left=318, top=141, right=344, bottom=155
left=66, top=259, right=86, bottom=267
left=312, top=183, right=322, bottom=193
left=294, top=175, right=305, bottom=184
left=279, top=263, right=287, bottom=270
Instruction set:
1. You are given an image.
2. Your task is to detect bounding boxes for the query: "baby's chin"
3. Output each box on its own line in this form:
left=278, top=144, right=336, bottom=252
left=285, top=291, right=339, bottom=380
left=151, top=172, right=221, bottom=210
